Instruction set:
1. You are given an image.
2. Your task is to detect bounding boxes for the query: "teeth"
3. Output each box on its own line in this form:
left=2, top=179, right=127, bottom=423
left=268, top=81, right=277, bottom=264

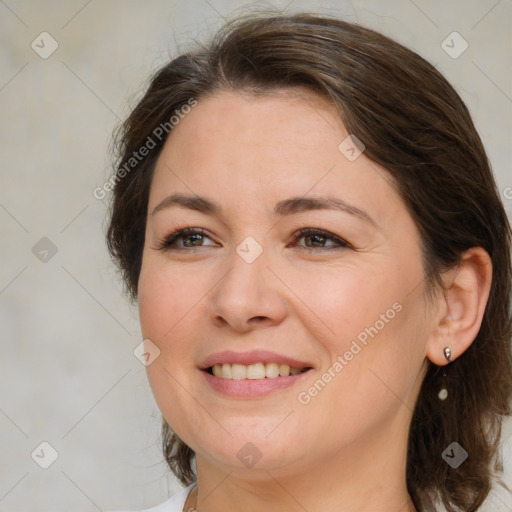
left=210, top=362, right=307, bottom=380
left=221, top=363, right=232, bottom=379
left=279, top=364, right=290, bottom=377
left=231, top=364, right=247, bottom=380
left=247, top=363, right=266, bottom=379
left=265, top=362, right=280, bottom=378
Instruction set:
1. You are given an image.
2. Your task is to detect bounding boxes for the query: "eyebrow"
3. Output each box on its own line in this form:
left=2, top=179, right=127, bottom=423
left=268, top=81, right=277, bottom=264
left=152, top=193, right=218, bottom=216
left=151, top=193, right=375, bottom=225
left=274, top=196, right=374, bottom=224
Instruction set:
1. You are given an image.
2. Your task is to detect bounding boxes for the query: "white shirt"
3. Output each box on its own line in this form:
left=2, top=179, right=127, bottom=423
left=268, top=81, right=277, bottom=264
left=109, top=484, right=195, bottom=512
left=109, top=484, right=446, bottom=511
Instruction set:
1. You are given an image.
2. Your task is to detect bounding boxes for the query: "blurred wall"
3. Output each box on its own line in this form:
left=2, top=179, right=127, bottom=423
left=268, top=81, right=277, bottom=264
left=1, top=0, right=510, bottom=510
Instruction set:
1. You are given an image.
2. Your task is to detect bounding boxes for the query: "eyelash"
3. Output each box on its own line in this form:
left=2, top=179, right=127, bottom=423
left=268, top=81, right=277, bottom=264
left=156, top=227, right=350, bottom=252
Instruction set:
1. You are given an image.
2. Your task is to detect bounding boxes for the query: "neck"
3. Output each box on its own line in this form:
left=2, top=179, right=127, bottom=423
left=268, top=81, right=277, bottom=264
left=191, top=412, right=417, bottom=512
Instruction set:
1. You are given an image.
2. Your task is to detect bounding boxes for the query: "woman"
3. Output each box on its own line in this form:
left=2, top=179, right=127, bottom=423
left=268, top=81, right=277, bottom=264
left=106, top=12, right=512, bottom=512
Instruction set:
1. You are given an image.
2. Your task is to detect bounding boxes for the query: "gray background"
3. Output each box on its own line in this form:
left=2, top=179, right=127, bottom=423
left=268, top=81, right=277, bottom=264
left=1, top=0, right=511, bottom=510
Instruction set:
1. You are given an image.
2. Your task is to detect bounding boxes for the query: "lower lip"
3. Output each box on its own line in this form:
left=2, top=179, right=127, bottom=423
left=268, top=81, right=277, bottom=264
left=202, top=369, right=313, bottom=398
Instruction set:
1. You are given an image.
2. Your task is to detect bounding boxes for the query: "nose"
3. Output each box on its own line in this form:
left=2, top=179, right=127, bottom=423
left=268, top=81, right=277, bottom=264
left=209, top=246, right=288, bottom=333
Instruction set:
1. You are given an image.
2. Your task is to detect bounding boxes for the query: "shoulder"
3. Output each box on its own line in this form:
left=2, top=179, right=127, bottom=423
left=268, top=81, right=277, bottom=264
left=106, top=484, right=195, bottom=512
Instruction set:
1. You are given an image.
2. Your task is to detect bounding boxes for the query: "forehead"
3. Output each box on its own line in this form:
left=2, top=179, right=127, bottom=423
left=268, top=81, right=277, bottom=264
left=170, top=88, right=336, bottom=151
left=149, top=88, right=402, bottom=225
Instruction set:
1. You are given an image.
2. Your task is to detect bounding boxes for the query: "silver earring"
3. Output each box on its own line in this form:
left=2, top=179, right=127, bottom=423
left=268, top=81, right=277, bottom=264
left=438, top=347, right=452, bottom=400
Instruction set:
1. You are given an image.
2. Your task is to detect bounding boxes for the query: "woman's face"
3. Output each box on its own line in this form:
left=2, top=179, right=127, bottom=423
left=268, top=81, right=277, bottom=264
left=138, top=88, right=436, bottom=477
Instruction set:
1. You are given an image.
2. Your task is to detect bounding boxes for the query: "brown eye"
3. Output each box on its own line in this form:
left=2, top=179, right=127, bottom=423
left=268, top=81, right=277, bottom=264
left=304, top=233, right=328, bottom=247
left=292, top=229, right=348, bottom=250
left=181, top=233, right=206, bottom=247
left=158, top=228, right=217, bottom=250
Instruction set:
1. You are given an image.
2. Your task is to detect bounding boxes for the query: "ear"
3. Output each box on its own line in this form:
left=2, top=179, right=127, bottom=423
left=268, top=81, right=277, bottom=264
left=426, top=247, right=493, bottom=365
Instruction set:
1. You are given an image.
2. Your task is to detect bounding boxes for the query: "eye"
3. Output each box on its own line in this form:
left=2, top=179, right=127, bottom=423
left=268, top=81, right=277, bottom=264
left=290, top=228, right=349, bottom=251
left=157, top=228, right=217, bottom=250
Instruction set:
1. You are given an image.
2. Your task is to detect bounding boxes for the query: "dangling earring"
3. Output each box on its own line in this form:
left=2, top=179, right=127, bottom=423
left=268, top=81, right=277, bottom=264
left=438, top=346, right=453, bottom=400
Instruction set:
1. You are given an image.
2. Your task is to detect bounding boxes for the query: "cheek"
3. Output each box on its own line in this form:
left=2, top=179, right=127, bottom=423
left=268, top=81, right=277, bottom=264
left=282, top=260, right=403, bottom=349
left=289, top=259, right=427, bottom=413
left=138, top=257, right=206, bottom=340
left=137, top=257, right=214, bottom=435
left=138, top=262, right=194, bottom=393
left=340, top=309, right=426, bottom=417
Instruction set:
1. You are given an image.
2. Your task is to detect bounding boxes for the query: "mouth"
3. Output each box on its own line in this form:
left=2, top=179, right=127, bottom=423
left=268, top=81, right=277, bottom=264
left=205, top=362, right=312, bottom=380
left=200, top=351, right=314, bottom=397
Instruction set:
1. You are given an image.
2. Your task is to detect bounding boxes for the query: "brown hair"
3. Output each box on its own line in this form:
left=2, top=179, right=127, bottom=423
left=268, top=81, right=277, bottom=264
left=107, top=12, right=512, bottom=511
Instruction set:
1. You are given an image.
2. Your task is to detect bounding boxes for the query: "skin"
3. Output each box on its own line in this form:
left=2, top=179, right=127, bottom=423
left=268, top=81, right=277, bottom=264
left=138, top=88, right=492, bottom=512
